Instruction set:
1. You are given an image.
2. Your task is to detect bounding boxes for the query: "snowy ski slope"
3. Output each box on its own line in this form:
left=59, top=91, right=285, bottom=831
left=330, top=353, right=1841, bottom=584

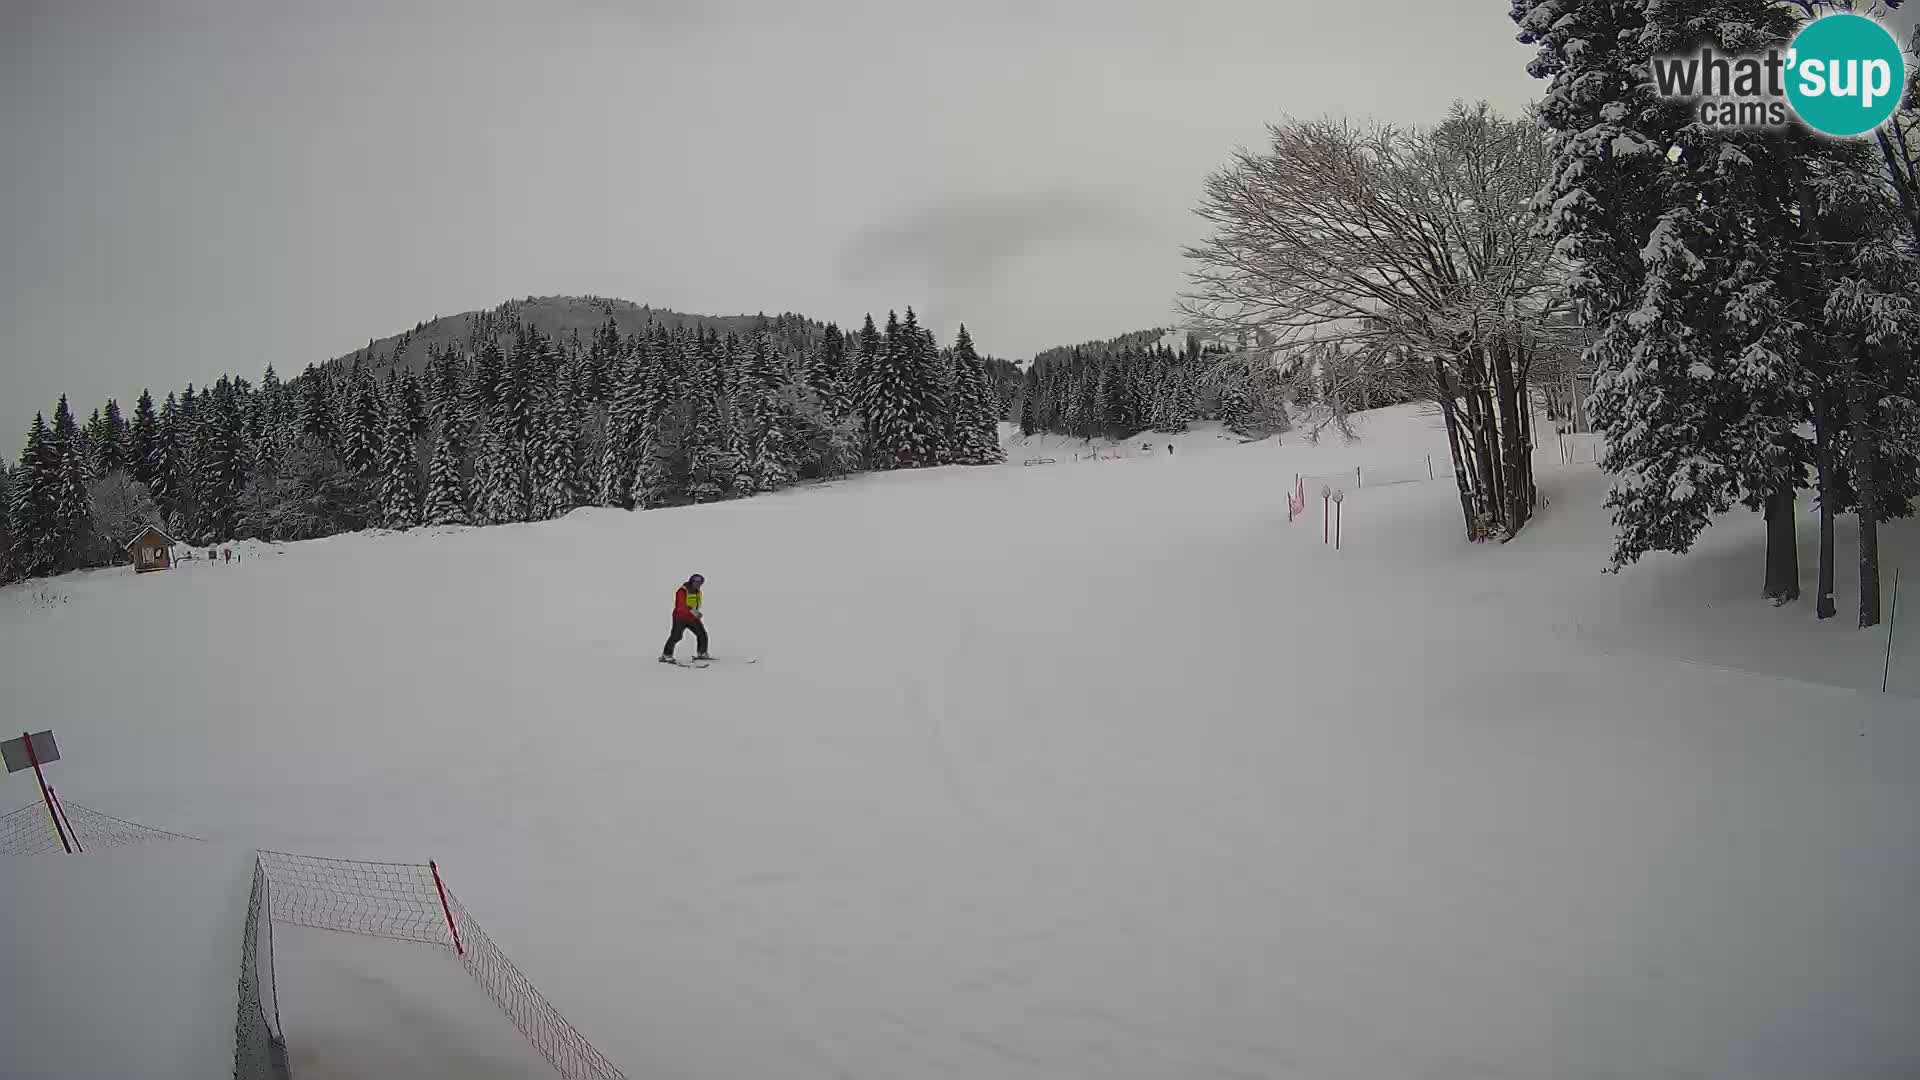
left=2, top=405, right=1916, bottom=1079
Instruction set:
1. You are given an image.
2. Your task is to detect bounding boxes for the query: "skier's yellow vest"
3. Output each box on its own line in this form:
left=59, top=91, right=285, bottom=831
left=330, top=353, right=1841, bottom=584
left=674, top=586, right=702, bottom=619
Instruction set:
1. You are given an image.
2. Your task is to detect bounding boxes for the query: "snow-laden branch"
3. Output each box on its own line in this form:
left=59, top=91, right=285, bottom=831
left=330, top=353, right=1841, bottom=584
left=1180, top=104, right=1569, bottom=373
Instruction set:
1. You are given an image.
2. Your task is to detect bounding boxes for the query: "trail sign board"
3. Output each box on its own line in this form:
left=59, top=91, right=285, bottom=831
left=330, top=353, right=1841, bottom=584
left=2, top=730, right=59, bottom=774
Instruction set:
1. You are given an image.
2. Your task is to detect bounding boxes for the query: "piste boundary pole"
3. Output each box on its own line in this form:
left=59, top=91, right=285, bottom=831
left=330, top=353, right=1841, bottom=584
left=22, top=731, right=70, bottom=854
left=431, top=860, right=464, bottom=956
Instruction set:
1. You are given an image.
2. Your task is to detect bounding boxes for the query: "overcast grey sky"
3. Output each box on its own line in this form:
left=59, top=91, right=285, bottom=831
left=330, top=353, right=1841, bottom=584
left=1, top=0, right=1547, bottom=434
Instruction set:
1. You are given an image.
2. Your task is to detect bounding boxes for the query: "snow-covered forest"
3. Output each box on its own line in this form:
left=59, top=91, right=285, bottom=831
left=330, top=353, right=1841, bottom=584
left=1013, top=329, right=1295, bottom=441
left=0, top=300, right=1018, bottom=582
left=1512, top=0, right=1920, bottom=627
left=1173, top=1, right=1920, bottom=627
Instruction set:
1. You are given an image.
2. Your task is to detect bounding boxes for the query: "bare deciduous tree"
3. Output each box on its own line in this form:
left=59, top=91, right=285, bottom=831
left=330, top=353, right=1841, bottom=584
left=1870, top=24, right=1920, bottom=249
left=1181, top=102, right=1569, bottom=540
left=86, top=471, right=161, bottom=565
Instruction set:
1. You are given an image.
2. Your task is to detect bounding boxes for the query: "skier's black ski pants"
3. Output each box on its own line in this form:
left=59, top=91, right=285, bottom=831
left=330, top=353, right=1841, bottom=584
left=664, top=617, right=707, bottom=657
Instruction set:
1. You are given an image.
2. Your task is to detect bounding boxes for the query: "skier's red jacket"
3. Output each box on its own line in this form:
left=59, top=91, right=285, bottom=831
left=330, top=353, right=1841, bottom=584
left=673, top=585, right=703, bottom=622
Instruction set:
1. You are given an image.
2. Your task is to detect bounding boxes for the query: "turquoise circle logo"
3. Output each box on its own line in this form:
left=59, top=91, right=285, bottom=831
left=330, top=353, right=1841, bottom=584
left=1786, top=14, right=1906, bottom=137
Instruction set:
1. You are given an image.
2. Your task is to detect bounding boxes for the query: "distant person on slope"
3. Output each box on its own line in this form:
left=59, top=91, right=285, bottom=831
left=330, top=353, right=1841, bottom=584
left=659, top=574, right=709, bottom=663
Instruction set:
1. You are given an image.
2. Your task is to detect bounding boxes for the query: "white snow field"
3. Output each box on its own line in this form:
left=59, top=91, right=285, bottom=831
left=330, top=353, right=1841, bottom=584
left=0, top=843, right=258, bottom=1079
left=273, top=925, right=555, bottom=1079
left=3, top=404, right=1918, bottom=1079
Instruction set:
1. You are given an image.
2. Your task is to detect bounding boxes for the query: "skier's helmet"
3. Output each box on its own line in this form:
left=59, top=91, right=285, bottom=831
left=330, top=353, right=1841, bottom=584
left=689, top=574, right=705, bottom=586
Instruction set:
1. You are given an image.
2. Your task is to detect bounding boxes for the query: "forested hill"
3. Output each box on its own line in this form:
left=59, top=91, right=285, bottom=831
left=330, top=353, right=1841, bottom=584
left=1027, top=328, right=1183, bottom=369
left=1013, top=326, right=1289, bottom=440
left=330, top=296, right=832, bottom=379
left=4, top=295, right=1032, bottom=584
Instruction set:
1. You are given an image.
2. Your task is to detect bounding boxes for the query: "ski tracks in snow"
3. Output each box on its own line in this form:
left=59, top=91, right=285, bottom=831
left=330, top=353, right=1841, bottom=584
left=914, top=677, right=1039, bottom=871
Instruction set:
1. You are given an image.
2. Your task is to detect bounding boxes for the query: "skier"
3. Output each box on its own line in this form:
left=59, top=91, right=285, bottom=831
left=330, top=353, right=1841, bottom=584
left=659, top=573, right=709, bottom=663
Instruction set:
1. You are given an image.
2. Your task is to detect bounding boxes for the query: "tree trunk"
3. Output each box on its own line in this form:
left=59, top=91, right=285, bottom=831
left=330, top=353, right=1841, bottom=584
left=1464, top=380, right=1502, bottom=533
left=1763, top=487, right=1799, bottom=603
left=1491, top=337, right=1531, bottom=536
left=1435, top=361, right=1478, bottom=541
left=1517, top=346, right=1537, bottom=512
left=1814, top=392, right=1837, bottom=620
left=1455, top=348, right=1496, bottom=528
left=1517, top=380, right=1538, bottom=511
left=1848, top=379, right=1884, bottom=628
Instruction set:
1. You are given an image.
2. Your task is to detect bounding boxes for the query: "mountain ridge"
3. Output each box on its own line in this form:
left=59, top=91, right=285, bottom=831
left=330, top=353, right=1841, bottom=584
left=322, top=295, right=839, bottom=376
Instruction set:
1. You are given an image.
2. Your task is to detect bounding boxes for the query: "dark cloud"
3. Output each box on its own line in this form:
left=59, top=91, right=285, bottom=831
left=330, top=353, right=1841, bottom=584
left=838, top=189, right=1165, bottom=290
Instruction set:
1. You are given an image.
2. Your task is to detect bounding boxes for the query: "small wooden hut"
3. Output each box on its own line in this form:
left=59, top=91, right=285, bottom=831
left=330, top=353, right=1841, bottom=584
left=125, top=525, right=176, bottom=573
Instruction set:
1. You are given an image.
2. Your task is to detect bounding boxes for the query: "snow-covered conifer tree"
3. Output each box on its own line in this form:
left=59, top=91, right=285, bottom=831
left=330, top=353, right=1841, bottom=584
left=377, top=404, right=419, bottom=529
left=809, top=322, right=847, bottom=416
left=10, top=414, right=56, bottom=574
left=531, top=378, right=584, bottom=519
left=342, top=378, right=383, bottom=476
left=129, top=390, right=160, bottom=488
left=950, top=326, right=1006, bottom=464
left=746, top=329, right=799, bottom=490
left=421, top=419, right=469, bottom=527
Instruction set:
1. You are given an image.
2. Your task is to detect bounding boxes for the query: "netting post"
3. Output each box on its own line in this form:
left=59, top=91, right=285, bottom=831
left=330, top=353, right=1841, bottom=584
left=1884, top=567, right=1901, bottom=694
left=47, top=785, right=82, bottom=853
left=430, top=860, right=464, bottom=956
left=22, top=731, right=71, bottom=854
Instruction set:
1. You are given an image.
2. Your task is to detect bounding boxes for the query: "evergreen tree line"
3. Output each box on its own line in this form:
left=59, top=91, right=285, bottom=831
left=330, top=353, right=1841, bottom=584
left=3, top=305, right=1012, bottom=582
left=1016, top=330, right=1285, bottom=440
left=1516, top=0, right=1920, bottom=627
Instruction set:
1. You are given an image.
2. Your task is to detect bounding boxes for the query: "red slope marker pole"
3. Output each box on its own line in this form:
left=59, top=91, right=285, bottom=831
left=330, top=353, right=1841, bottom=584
left=22, top=732, right=71, bottom=854
left=47, top=785, right=82, bottom=853
left=430, top=860, right=464, bottom=956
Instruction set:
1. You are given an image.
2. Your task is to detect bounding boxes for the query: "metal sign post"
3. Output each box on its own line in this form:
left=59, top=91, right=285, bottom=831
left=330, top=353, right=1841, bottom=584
left=4, top=730, right=70, bottom=853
